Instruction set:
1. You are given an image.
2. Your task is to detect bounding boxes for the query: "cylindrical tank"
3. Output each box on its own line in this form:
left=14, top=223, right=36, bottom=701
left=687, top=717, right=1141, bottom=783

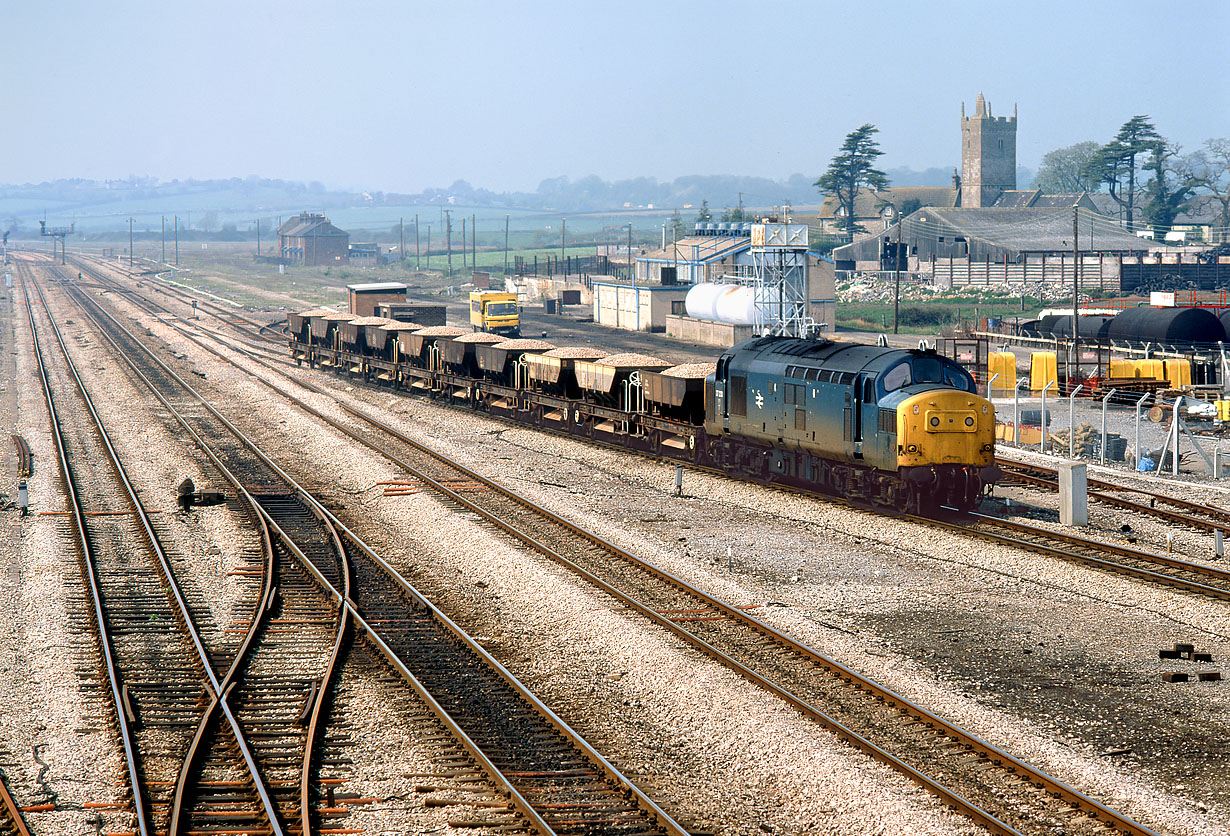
left=1037, top=314, right=1067, bottom=338
left=713, top=286, right=756, bottom=325
left=1217, top=308, right=1230, bottom=338
left=685, top=283, right=729, bottom=321
left=1105, top=306, right=1227, bottom=346
left=1046, top=314, right=1115, bottom=339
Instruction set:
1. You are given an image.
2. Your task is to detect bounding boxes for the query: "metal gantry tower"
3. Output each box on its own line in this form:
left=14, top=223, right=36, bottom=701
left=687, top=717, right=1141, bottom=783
left=39, top=220, right=75, bottom=265
left=747, top=222, right=816, bottom=338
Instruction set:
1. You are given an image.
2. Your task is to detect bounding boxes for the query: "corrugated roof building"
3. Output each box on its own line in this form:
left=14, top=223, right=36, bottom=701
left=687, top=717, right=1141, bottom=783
left=834, top=206, right=1151, bottom=265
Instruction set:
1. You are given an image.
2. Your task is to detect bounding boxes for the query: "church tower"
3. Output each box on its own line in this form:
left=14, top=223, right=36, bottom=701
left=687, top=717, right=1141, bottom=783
left=960, top=93, right=1016, bottom=207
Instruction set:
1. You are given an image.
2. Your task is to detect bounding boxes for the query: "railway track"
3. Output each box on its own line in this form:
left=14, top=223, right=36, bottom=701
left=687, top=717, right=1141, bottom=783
left=41, top=258, right=687, bottom=835
left=20, top=264, right=286, bottom=835
left=77, top=261, right=1177, bottom=836
left=997, top=455, right=1230, bottom=534
left=0, top=771, right=30, bottom=836
left=9, top=435, right=31, bottom=478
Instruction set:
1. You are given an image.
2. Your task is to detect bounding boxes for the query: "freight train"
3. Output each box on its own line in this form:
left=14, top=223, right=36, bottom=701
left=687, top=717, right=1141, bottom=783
left=287, top=311, right=999, bottom=513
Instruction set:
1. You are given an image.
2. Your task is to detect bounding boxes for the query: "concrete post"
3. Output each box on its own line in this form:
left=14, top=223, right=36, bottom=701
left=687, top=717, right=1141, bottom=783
left=1100, top=389, right=1116, bottom=465
left=1058, top=461, right=1088, bottom=526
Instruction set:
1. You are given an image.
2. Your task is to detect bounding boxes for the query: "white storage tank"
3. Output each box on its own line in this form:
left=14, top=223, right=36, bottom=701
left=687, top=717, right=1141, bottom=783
left=684, top=283, right=727, bottom=321
left=713, top=285, right=756, bottom=325
left=684, top=283, right=755, bottom=325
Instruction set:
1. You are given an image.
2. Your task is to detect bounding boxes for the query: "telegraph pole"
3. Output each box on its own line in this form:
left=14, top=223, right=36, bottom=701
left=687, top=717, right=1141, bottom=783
left=161, top=216, right=166, bottom=263
left=414, top=215, right=420, bottom=270
left=445, top=210, right=453, bottom=278
left=461, top=217, right=467, bottom=269
left=561, top=217, right=566, bottom=278
left=399, top=217, right=404, bottom=263
left=426, top=224, right=431, bottom=270
left=627, top=223, right=633, bottom=282
left=256, top=219, right=261, bottom=257
left=893, top=222, right=902, bottom=334
left=503, top=214, right=510, bottom=275
left=471, top=214, right=476, bottom=271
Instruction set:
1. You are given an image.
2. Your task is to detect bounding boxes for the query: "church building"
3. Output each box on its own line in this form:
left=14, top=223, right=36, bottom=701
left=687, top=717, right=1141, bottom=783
left=959, top=93, right=1016, bottom=208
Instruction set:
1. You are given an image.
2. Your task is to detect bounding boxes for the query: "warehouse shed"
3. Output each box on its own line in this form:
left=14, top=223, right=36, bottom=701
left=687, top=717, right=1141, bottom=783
left=834, top=207, right=1152, bottom=265
left=347, top=282, right=408, bottom=317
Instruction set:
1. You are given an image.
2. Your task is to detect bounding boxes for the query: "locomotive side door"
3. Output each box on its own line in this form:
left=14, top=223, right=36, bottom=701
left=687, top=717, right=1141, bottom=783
left=852, top=373, right=870, bottom=459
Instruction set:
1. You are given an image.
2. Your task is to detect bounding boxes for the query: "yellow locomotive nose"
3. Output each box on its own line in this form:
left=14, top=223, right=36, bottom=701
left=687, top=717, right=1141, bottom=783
left=898, top=390, right=995, bottom=466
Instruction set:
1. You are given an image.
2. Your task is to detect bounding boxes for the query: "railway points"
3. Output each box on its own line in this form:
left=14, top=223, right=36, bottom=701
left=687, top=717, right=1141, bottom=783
left=3, top=249, right=1229, bottom=836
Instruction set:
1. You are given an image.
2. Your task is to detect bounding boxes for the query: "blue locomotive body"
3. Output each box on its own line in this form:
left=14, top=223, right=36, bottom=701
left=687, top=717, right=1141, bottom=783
left=704, top=337, right=996, bottom=510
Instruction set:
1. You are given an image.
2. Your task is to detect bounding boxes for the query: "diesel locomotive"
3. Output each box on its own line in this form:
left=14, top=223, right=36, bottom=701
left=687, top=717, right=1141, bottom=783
left=287, top=314, right=997, bottom=513
left=706, top=337, right=997, bottom=512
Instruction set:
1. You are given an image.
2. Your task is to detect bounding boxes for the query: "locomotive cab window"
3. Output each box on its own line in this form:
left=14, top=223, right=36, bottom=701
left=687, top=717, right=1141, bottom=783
left=881, top=358, right=976, bottom=394
left=882, top=361, right=911, bottom=392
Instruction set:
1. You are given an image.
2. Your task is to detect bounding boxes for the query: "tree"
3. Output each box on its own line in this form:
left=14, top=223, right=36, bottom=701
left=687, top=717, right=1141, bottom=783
left=669, top=207, right=686, bottom=240
left=1182, top=138, right=1230, bottom=238
left=1085, top=116, right=1163, bottom=231
left=1034, top=141, right=1101, bottom=193
left=719, top=204, right=747, bottom=223
left=815, top=124, right=888, bottom=240
left=898, top=197, right=923, bottom=217
left=694, top=200, right=712, bottom=224
left=1141, top=141, right=1193, bottom=231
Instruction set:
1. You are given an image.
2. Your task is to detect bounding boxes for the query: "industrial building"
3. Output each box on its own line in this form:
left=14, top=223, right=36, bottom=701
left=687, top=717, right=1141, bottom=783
left=596, top=223, right=834, bottom=346
left=833, top=207, right=1152, bottom=288
left=635, top=225, right=753, bottom=285
left=278, top=212, right=351, bottom=266
left=347, top=281, right=408, bottom=317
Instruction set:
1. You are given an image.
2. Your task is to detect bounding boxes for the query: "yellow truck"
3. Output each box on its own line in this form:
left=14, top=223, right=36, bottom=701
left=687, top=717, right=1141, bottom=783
left=469, top=291, right=520, bottom=337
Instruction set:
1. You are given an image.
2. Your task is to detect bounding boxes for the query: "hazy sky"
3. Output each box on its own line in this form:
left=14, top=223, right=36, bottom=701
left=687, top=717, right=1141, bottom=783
left=5, top=1, right=1227, bottom=193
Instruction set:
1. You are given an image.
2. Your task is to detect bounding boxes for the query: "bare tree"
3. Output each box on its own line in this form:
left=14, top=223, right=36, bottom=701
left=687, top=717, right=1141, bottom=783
left=1034, top=141, right=1101, bottom=193
left=1182, top=138, right=1230, bottom=238
left=1142, top=141, right=1193, bottom=231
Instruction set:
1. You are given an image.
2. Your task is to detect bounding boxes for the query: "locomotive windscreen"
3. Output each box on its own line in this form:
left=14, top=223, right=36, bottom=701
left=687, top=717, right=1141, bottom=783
left=882, top=357, right=975, bottom=394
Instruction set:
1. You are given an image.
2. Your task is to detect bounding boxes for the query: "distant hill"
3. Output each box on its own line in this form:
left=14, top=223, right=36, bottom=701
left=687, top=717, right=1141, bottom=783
left=2, top=167, right=1033, bottom=235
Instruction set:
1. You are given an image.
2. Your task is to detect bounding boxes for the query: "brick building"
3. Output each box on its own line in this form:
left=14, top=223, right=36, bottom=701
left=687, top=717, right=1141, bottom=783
left=278, top=212, right=350, bottom=266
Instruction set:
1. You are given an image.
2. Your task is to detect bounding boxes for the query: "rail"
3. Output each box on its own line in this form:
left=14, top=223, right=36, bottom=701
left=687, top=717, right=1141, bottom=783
left=131, top=279, right=1163, bottom=836
left=57, top=257, right=688, bottom=836
left=24, top=270, right=286, bottom=835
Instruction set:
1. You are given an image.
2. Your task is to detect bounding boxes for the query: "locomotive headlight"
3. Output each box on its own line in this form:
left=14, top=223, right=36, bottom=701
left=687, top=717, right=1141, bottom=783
left=965, top=417, right=975, bottom=426
left=913, top=405, right=920, bottom=415
left=907, top=444, right=918, bottom=452
left=982, top=404, right=989, bottom=414
left=929, top=416, right=940, bottom=427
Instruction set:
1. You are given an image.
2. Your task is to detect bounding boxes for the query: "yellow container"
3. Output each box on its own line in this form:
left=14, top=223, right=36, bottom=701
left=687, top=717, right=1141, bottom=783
left=1138, top=359, right=1164, bottom=381
left=988, top=351, right=1017, bottom=394
left=1107, top=358, right=1135, bottom=379
left=1030, top=351, right=1057, bottom=392
left=1216, top=400, right=1230, bottom=422
left=1163, top=359, right=1191, bottom=388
